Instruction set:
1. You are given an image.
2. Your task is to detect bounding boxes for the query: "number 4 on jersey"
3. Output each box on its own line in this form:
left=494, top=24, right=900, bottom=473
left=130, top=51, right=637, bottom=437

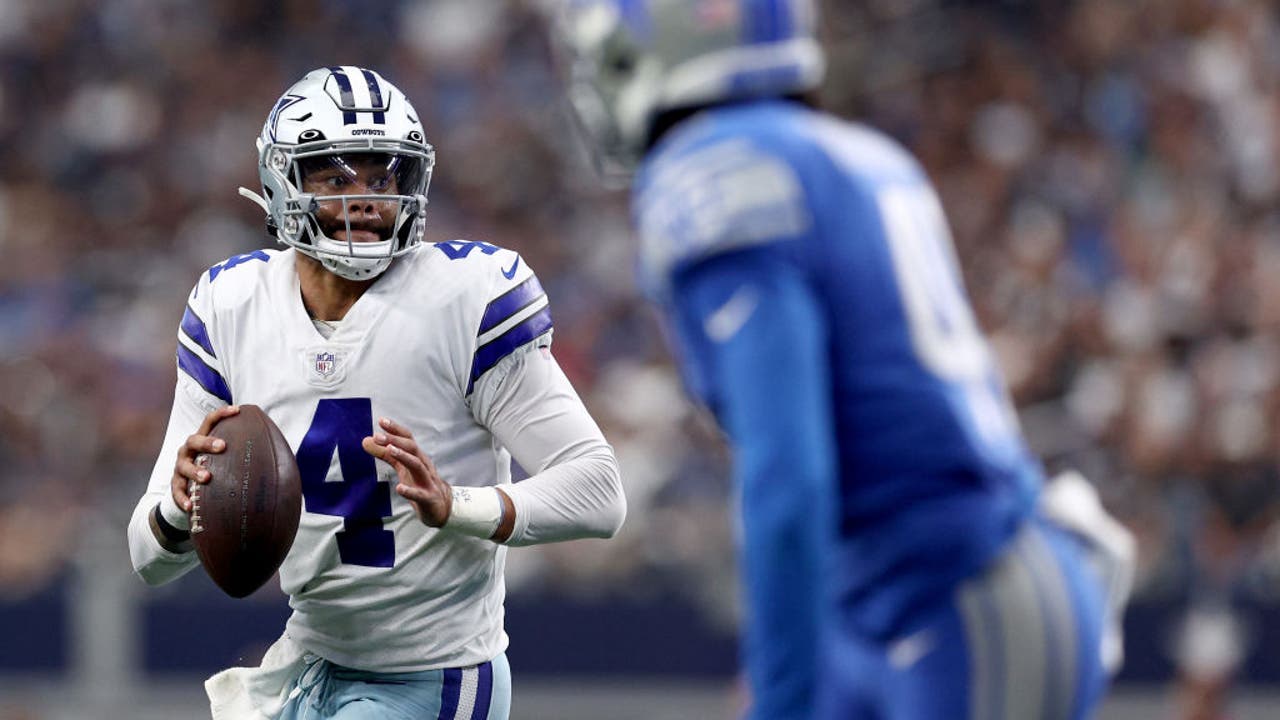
left=296, top=398, right=394, bottom=567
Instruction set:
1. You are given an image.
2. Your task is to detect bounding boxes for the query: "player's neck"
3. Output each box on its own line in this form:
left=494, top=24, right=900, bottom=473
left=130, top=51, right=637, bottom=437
left=295, top=254, right=378, bottom=322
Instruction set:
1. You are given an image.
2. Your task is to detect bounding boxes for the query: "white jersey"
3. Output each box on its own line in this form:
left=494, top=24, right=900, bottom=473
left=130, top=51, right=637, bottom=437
left=127, top=242, right=624, bottom=672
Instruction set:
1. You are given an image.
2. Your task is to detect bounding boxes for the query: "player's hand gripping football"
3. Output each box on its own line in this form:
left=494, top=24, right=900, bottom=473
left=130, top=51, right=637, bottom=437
left=362, top=417, right=452, bottom=527
left=172, top=405, right=241, bottom=512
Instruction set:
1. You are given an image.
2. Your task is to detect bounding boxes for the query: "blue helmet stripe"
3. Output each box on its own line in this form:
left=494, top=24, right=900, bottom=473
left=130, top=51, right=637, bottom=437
left=745, top=0, right=790, bottom=44
left=469, top=661, right=494, bottom=720
left=359, top=68, right=387, bottom=124
left=176, top=345, right=232, bottom=404
left=436, top=667, right=462, bottom=719
left=180, top=304, right=216, bottom=357
left=771, top=0, right=794, bottom=41
left=467, top=307, right=553, bottom=395
left=477, top=275, right=545, bottom=335
left=327, top=66, right=358, bottom=124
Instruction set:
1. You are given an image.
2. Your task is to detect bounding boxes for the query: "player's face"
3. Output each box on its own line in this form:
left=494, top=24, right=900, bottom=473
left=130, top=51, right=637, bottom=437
left=300, top=153, right=402, bottom=243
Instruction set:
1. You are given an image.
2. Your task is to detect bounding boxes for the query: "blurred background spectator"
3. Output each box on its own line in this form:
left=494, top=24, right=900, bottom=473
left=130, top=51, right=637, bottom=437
left=2, top=0, right=1280, bottom=718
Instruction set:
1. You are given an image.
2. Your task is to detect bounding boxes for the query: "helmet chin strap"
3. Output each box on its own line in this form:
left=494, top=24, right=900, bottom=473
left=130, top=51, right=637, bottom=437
left=243, top=175, right=417, bottom=283
left=318, top=254, right=393, bottom=281
left=312, top=233, right=396, bottom=280
left=240, top=184, right=397, bottom=281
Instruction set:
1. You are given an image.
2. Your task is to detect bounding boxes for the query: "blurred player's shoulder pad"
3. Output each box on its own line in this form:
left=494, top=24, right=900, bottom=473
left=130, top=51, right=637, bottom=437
left=633, top=103, right=928, bottom=289
left=801, top=112, right=925, bottom=184
left=633, top=104, right=812, bottom=285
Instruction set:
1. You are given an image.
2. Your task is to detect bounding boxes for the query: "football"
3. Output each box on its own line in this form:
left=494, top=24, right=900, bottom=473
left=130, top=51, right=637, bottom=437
left=191, top=405, right=302, bottom=598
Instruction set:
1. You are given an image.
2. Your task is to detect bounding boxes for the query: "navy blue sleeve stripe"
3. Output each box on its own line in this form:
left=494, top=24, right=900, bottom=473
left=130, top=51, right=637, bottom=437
left=469, top=661, right=494, bottom=720
left=467, top=306, right=553, bottom=394
left=436, top=667, right=462, bottom=719
left=179, top=304, right=216, bottom=358
left=176, top=344, right=232, bottom=404
left=478, top=275, right=544, bottom=335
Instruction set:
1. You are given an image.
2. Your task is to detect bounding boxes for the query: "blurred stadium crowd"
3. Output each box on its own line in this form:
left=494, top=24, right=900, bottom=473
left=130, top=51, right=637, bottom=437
left=2, top=0, right=1280, bottom=697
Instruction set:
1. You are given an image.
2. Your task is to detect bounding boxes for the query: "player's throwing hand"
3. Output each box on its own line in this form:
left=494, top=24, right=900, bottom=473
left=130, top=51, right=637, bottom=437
left=171, top=405, right=241, bottom=512
left=363, top=417, right=452, bottom=527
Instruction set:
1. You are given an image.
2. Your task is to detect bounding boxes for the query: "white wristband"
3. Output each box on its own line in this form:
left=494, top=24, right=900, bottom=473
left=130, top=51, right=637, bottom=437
left=444, top=486, right=503, bottom=539
left=159, top=487, right=192, bottom=532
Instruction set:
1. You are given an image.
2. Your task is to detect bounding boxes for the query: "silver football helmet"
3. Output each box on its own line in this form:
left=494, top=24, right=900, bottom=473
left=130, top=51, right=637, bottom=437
left=558, top=0, right=826, bottom=171
left=240, top=66, right=435, bottom=280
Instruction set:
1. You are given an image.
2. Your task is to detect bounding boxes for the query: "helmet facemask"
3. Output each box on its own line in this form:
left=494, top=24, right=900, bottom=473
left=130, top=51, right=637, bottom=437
left=257, top=137, right=434, bottom=281
left=560, top=1, right=651, bottom=175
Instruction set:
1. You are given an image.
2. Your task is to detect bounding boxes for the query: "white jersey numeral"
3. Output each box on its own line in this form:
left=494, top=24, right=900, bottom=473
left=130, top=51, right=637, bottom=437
left=877, top=184, right=1020, bottom=447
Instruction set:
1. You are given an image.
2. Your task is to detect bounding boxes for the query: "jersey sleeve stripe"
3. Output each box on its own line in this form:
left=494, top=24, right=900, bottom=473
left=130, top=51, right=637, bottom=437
left=436, top=667, right=463, bottom=719
left=477, top=275, right=545, bottom=335
left=467, top=306, right=554, bottom=395
left=179, top=304, right=217, bottom=357
left=176, top=344, right=232, bottom=404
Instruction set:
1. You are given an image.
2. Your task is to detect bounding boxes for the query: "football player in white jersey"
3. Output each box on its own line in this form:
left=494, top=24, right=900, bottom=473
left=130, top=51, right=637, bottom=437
left=126, top=66, right=626, bottom=720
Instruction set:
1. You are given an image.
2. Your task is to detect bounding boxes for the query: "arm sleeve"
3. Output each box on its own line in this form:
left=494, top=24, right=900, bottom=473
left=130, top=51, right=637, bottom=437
left=126, top=375, right=227, bottom=584
left=127, top=277, right=231, bottom=584
left=470, top=345, right=626, bottom=547
left=669, top=247, right=837, bottom=720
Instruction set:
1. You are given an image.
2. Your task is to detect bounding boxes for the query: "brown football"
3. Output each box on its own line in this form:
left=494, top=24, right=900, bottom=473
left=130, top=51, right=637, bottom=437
left=191, top=405, right=301, bottom=598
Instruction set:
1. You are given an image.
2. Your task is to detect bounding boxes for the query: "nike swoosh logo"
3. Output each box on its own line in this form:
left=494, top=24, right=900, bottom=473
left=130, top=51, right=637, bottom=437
left=703, top=285, right=759, bottom=342
left=501, top=256, right=520, bottom=279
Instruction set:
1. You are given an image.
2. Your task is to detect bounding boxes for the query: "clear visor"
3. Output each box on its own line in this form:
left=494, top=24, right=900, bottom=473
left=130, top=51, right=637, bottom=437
left=295, top=151, right=429, bottom=204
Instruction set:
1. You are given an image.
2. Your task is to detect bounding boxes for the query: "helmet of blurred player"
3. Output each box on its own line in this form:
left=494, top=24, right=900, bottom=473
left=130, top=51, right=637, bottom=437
left=241, top=67, right=435, bottom=281
left=558, top=0, right=825, bottom=171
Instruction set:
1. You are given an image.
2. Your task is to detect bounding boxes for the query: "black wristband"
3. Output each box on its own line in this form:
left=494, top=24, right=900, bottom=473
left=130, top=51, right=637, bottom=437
left=152, top=502, right=193, bottom=550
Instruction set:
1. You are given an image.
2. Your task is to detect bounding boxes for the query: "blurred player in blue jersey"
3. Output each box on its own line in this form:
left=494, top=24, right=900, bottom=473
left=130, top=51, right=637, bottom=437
left=557, top=1, right=1134, bottom=718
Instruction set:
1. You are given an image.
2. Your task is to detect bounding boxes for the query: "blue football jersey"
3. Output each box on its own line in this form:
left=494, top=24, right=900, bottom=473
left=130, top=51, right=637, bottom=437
left=633, top=100, right=1045, bottom=709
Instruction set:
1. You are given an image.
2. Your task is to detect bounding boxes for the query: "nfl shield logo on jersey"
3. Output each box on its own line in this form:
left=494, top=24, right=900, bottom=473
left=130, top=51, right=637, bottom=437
left=303, top=346, right=348, bottom=387
left=315, top=351, right=336, bottom=378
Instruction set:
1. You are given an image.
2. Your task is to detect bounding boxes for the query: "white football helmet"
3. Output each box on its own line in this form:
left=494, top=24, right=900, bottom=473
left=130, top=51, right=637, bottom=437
left=558, top=0, right=825, bottom=171
left=240, top=66, right=435, bottom=280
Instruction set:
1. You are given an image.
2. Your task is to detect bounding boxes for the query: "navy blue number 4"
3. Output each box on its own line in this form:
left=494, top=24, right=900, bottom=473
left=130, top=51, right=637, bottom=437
left=435, top=240, right=499, bottom=260
left=296, top=398, right=394, bottom=567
